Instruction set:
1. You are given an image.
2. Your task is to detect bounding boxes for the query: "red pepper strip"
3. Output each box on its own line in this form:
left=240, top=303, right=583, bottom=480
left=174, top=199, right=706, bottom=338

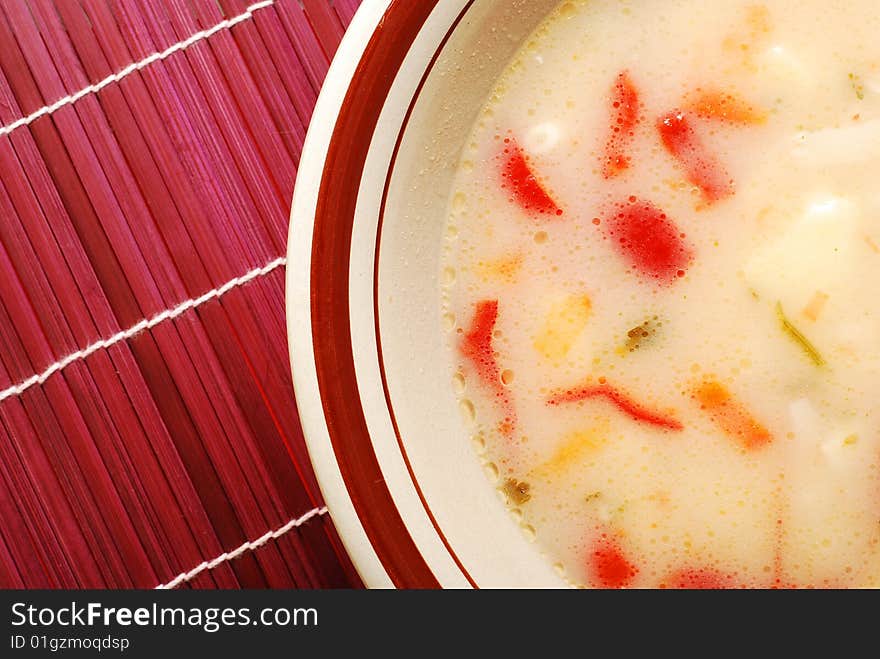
left=600, top=197, right=693, bottom=285
left=500, top=138, right=563, bottom=217
left=770, top=492, right=793, bottom=588
left=548, top=382, right=683, bottom=431
left=589, top=535, right=638, bottom=589
left=460, top=300, right=516, bottom=437
left=657, top=111, right=734, bottom=202
left=602, top=71, right=641, bottom=178
left=663, top=568, right=737, bottom=589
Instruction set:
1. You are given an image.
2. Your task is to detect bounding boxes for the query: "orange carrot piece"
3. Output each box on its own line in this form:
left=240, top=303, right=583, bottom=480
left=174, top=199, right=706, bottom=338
left=692, top=379, right=771, bottom=449
left=801, top=291, right=829, bottom=322
left=688, top=89, right=767, bottom=125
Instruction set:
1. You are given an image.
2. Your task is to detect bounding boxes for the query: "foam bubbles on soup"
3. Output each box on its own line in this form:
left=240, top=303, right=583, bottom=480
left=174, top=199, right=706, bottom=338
left=441, top=0, right=880, bottom=588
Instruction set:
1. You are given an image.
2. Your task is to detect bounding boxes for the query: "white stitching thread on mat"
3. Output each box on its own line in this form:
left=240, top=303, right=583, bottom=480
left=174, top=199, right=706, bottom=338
left=156, top=506, right=329, bottom=589
left=0, top=0, right=276, bottom=137
left=0, top=256, right=286, bottom=404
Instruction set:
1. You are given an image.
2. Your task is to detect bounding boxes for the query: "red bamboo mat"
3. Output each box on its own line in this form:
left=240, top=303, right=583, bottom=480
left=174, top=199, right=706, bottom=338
left=0, top=0, right=364, bottom=589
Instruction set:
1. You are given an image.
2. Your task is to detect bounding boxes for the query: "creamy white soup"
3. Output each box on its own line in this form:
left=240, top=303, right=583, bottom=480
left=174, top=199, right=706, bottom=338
left=441, top=0, right=880, bottom=588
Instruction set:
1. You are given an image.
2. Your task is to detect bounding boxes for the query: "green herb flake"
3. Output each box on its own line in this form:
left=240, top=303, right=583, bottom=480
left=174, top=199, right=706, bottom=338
left=849, top=73, right=865, bottom=100
left=776, top=302, right=826, bottom=367
left=625, top=316, right=661, bottom=352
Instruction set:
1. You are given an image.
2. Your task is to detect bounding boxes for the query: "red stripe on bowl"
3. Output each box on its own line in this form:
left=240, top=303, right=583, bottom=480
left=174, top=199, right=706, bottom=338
left=310, top=0, right=443, bottom=588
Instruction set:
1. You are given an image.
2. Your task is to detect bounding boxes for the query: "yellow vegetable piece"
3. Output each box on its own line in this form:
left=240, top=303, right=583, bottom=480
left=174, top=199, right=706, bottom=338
left=533, top=294, right=592, bottom=361
left=476, top=253, right=523, bottom=283
left=745, top=4, right=772, bottom=34
left=532, top=422, right=609, bottom=477
left=721, top=4, right=773, bottom=73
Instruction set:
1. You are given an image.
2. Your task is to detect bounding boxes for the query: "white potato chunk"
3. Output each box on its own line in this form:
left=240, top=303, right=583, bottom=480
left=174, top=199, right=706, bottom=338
left=784, top=398, right=877, bottom=583
left=523, top=122, right=562, bottom=155
left=745, top=196, right=861, bottom=315
left=756, top=44, right=812, bottom=89
left=791, top=120, right=880, bottom=167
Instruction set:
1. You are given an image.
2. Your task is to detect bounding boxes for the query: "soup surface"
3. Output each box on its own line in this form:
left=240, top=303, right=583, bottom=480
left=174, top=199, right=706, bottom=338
left=441, top=0, right=880, bottom=588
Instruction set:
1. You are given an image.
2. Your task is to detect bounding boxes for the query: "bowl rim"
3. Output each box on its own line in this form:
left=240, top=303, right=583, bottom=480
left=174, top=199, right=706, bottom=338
left=287, top=0, right=480, bottom=588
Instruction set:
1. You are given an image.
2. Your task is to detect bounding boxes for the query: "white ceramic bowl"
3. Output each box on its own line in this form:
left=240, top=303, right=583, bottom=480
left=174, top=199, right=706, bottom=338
left=287, top=0, right=566, bottom=588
